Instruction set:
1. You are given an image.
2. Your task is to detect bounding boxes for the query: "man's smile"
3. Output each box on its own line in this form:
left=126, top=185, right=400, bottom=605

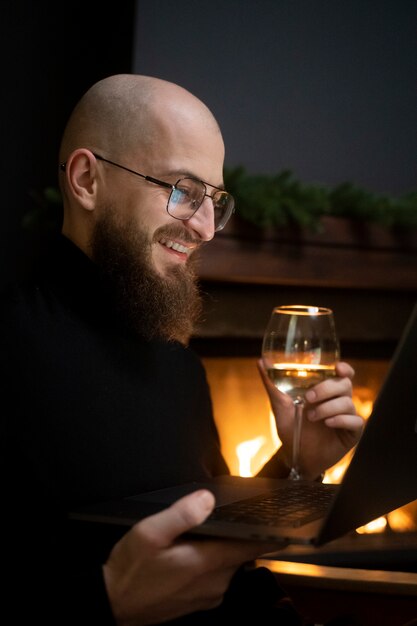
left=159, top=237, right=198, bottom=258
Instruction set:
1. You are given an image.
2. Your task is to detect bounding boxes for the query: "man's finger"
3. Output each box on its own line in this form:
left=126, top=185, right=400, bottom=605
left=136, top=489, right=215, bottom=547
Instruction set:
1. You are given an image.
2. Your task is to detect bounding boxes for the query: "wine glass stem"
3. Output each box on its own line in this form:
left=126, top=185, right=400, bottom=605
left=289, top=398, right=304, bottom=480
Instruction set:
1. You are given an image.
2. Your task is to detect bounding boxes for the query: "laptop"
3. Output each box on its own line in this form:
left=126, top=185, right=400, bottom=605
left=70, top=302, right=417, bottom=548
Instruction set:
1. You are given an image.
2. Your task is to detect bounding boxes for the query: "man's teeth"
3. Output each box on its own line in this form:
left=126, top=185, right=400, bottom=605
left=162, top=239, right=190, bottom=254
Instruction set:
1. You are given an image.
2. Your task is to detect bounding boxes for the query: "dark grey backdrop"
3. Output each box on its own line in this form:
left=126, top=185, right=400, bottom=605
left=0, top=1, right=135, bottom=288
left=133, top=0, right=417, bottom=195
left=1, top=1, right=416, bottom=287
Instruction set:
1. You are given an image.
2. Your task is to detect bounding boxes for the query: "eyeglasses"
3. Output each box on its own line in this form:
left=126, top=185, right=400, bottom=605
left=60, top=152, right=235, bottom=232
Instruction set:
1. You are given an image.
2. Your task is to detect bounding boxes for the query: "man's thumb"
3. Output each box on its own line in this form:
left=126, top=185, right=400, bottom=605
left=139, top=489, right=215, bottom=546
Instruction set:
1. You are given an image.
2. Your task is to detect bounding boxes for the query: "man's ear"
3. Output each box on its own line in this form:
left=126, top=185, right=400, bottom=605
left=62, top=149, right=98, bottom=211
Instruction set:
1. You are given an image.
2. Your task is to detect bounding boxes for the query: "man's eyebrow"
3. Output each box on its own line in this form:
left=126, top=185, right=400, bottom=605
left=163, top=169, right=225, bottom=191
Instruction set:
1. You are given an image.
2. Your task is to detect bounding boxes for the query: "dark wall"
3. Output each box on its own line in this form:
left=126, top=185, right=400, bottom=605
left=1, top=1, right=136, bottom=287
left=2, top=1, right=416, bottom=288
left=133, top=0, right=417, bottom=196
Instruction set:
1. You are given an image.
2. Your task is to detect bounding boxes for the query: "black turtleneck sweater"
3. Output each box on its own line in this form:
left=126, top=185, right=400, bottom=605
left=0, top=235, right=289, bottom=624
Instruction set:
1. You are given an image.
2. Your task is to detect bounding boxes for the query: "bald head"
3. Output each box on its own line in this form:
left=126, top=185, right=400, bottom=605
left=59, top=74, right=222, bottom=165
left=59, top=73, right=227, bottom=255
left=57, top=75, right=226, bottom=342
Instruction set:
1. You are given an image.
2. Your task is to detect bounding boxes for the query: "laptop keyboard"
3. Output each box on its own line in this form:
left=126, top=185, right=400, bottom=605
left=208, top=481, right=338, bottom=528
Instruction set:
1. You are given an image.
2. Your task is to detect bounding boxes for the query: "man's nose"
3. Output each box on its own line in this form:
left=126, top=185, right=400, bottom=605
left=185, top=197, right=216, bottom=241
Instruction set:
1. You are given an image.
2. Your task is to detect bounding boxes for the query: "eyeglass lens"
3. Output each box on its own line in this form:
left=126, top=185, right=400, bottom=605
left=167, top=178, right=234, bottom=231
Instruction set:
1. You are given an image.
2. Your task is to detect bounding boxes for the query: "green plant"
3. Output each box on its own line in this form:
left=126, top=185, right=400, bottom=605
left=224, top=166, right=417, bottom=231
left=22, top=170, right=417, bottom=236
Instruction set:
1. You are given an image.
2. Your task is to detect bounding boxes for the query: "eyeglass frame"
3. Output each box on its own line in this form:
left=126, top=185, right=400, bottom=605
left=59, top=152, right=235, bottom=232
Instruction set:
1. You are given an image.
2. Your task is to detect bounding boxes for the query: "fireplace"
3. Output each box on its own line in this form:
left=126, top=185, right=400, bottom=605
left=189, top=220, right=417, bottom=563
left=200, top=355, right=417, bottom=534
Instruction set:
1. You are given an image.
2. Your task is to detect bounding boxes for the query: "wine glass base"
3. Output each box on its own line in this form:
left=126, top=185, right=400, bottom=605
left=288, top=467, right=302, bottom=480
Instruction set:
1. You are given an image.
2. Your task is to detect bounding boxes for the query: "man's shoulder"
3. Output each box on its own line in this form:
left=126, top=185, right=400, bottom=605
left=0, top=276, right=42, bottom=305
left=0, top=280, right=30, bottom=311
left=0, top=275, right=52, bottom=330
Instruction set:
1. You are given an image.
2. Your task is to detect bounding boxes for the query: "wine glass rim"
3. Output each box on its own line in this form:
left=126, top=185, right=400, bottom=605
left=273, top=304, right=333, bottom=315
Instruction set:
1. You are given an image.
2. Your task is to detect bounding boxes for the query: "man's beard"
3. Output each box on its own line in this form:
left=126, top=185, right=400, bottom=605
left=90, top=207, right=203, bottom=345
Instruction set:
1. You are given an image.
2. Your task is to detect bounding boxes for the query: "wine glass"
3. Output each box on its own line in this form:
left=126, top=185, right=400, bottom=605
left=261, top=304, right=340, bottom=480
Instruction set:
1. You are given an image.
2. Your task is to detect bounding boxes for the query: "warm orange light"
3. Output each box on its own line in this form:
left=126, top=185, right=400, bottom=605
left=203, top=356, right=415, bottom=533
left=352, top=392, right=373, bottom=420
left=203, top=357, right=279, bottom=476
left=323, top=453, right=352, bottom=484
left=237, top=436, right=267, bottom=477
left=387, top=501, right=417, bottom=532
left=356, top=516, right=387, bottom=534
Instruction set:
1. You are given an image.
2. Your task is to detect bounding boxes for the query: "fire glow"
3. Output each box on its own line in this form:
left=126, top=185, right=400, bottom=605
left=203, top=356, right=415, bottom=535
left=234, top=391, right=388, bottom=534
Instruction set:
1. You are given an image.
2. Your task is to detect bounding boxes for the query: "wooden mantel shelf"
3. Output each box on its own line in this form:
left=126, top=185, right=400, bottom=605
left=195, top=216, right=417, bottom=291
left=256, top=559, right=417, bottom=626
left=192, top=216, right=417, bottom=349
left=257, top=558, right=417, bottom=595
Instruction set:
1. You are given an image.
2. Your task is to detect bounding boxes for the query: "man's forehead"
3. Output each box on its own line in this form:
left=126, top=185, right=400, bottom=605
left=156, top=159, right=225, bottom=188
left=144, top=140, right=225, bottom=186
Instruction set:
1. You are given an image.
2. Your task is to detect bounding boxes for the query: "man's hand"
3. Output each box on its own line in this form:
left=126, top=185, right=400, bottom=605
left=103, top=489, right=278, bottom=625
left=257, top=359, right=364, bottom=480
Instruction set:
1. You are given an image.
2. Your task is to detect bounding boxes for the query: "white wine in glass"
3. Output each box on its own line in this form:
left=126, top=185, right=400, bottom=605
left=261, top=304, right=340, bottom=480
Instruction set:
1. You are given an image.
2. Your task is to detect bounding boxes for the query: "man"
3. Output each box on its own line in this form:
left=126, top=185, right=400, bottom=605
left=1, top=74, right=363, bottom=625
